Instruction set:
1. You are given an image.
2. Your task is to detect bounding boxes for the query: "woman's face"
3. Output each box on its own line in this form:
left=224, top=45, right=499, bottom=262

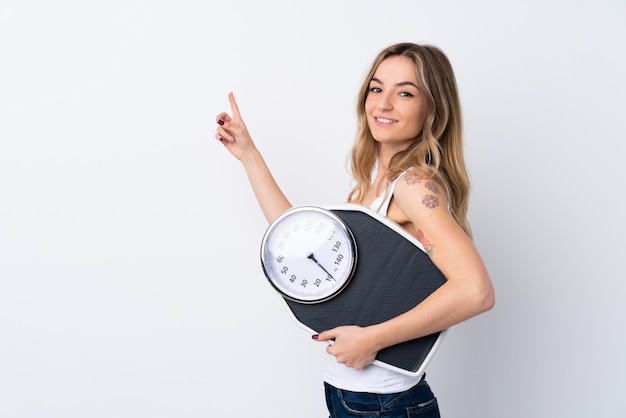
left=365, top=55, right=428, bottom=151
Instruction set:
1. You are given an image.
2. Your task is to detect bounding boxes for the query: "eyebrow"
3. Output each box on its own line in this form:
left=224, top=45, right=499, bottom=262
left=370, top=77, right=420, bottom=90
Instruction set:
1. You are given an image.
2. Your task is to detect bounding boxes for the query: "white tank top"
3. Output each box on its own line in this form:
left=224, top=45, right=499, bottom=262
left=322, top=174, right=423, bottom=393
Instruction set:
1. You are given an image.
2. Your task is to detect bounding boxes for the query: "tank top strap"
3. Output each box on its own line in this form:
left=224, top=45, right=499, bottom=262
left=369, top=172, right=406, bottom=216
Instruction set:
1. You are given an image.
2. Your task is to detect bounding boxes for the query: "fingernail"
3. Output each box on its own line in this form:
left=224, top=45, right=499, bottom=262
left=217, top=119, right=224, bottom=126
left=312, top=334, right=319, bottom=340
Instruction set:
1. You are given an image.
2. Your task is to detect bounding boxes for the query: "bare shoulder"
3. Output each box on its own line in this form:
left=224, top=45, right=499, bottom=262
left=394, top=168, right=449, bottom=214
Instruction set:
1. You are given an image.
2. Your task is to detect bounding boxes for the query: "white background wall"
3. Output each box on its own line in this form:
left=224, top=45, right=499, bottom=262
left=1, top=1, right=625, bottom=417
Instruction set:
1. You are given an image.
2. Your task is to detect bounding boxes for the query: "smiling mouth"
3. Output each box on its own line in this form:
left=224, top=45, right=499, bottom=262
left=375, top=117, right=397, bottom=124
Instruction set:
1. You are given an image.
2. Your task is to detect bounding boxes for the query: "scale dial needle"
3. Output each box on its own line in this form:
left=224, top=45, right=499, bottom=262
left=306, top=252, right=335, bottom=280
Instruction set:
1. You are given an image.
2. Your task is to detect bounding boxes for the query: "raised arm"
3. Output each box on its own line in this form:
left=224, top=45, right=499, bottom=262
left=215, top=92, right=292, bottom=223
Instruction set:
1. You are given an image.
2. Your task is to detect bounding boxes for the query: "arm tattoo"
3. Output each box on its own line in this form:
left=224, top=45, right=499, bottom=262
left=424, top=180, right=439, bottom=194
left=404, top=172, right=441, bottom=209
left=422, top=194, right=440, bottom=209
left=403, top=171, right=423, bottom=185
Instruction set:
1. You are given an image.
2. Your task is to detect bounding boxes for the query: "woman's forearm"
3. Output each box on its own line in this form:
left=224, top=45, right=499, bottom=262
left=368, top=274, right=494, bottom=352
left=240, top=146, right=292, bottom=223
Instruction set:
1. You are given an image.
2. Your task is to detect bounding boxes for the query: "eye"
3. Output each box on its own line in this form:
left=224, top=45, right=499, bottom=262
left=399, top=91, right=414, bottom=98
left=369, top=86, right=382, bottom=93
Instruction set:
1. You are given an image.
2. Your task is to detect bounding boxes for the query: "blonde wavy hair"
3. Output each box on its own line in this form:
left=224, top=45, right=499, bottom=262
left=347, top=42, right=472, bottom=237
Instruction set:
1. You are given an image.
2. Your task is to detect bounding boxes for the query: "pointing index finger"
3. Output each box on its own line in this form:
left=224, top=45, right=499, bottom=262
left=228, top=92, right=241, bottom=118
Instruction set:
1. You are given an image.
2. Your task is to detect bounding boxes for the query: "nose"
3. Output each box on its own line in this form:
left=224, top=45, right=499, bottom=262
left=377, top=92, right=393, bottom=111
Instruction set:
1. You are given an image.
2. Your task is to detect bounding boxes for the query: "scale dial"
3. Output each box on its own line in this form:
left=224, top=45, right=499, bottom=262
left=260, top=206, right=357, bottom=304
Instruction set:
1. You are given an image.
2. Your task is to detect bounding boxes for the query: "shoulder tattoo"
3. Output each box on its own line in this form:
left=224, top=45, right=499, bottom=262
left=422, top=180, right=440, bottom=208
left=424, top=180, right=439, bottom=194
left=422, top=194, right=440, bottom=209
left=403, top=172, right=441, bottom=209
left=403, top=171, right=423, bottom=185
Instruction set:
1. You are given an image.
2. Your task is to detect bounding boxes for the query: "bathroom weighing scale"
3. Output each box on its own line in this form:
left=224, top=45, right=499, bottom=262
left=260, top=203, right=447, bottom=376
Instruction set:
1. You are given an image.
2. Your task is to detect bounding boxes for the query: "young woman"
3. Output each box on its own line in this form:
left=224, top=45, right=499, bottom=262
left=215, top=42, right=495, bottom=418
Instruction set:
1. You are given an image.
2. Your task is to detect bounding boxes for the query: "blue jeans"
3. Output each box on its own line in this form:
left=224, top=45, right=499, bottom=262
left=324, top=375, right=440, bottom=417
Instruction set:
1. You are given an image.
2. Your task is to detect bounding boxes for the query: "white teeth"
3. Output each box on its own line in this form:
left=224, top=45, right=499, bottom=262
left=376, top=117, right=396, bottom=124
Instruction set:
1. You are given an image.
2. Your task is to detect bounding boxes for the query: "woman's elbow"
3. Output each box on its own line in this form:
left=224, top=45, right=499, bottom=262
left=475, top=280, right=495, bottom=313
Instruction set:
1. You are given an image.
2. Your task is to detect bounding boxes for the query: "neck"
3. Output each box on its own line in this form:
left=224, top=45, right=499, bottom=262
left=377, top=144, right=404, bottom=172
left=378, top=143, right=410, bottom=171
